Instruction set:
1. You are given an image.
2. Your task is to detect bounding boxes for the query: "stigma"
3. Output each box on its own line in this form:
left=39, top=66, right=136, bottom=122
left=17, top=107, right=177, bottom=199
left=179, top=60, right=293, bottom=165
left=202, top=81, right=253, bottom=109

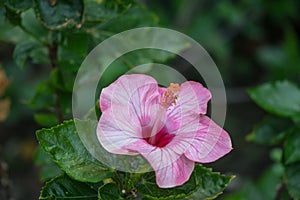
left=159, top=83, right=180, bottom=109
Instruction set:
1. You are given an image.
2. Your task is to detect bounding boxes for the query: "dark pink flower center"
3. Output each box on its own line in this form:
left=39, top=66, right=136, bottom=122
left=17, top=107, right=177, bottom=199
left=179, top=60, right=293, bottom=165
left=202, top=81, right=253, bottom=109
left=146, top=126, right=175, bottom=147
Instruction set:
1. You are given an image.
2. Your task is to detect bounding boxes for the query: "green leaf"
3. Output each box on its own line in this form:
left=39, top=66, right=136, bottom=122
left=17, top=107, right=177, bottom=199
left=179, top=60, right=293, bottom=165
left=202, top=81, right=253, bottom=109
left=58, top=91, right=72, bottom=118
left=88, top=4, right=158, bottom=43
left=256, top=46, right=285, bottom=74
left=224, top=163, right=284, bottom=200
left=0, top=5, right=5, bottom=24
left=12, top=8, right=48, bottom=63
left=61, top=33, right=88, bottom=57
left=49, top=68, right=76, bottom=93
left=33, top=0, right=84, bottom=30
left=284, top=129, right=300, bottom=165
left=270, top=148, right=283, bottom=163
left=98, top=183, right=124, bottom=200
left=28, top=81, right=55, bottom=110
left=248, top=80, right=300, bottom=117
left=4, top=0, right=32, bottom=12
left=223, top=163, right=284, bottom=200
left=49, top=69, right=64, bottom=90
left=13, top=42, right=39, bottom=68
left=247, top=116, right=293, bottom=145
left=222, top=182, right=266, bottom=200
left=292, top=114, right=300, bottom=126
left=284, top=27, right=300, bottom=72
left=139, top=165, right=233, bottom=200
left=57, top=48, right=84, bottom=72
left=84, top=0, right=132, bottom=23
left=21, top=8, right=49, bottom=43
left=57, top=33, right=89, bottom=72
left=34, top=146, right=63, bottom=181
left=0, top=23, right=28, bottom=43
left=40, top=174, right=99, bottom=200
left=285, top=162, right=300, bottom=199
left=36, top=120, right=113, bottom=183
left=4, top=5, right=22, bottom=25
left=34, top=113, right=59, bottom=127
left=30, top=46, right=50, bottom=65
left=256, top=163, right=284, bottom=199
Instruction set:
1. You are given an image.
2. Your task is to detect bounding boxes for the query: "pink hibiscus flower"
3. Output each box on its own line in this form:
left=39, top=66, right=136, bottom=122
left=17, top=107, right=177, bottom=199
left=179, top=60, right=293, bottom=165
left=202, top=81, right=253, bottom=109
left=97, top=74, right=232, bottom=188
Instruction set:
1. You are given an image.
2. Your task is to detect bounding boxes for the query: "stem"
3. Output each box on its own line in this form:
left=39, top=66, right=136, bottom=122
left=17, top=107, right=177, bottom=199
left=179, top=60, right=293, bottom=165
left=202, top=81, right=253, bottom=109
left=113, top=170, right=124, bottom=190
left=48, top=42, right=58, bottom=68
left=127, top=172, right=142, bottom=189
left=275, top=182, right=285, bottom=200
left=48, top=40, right=63, bottom=122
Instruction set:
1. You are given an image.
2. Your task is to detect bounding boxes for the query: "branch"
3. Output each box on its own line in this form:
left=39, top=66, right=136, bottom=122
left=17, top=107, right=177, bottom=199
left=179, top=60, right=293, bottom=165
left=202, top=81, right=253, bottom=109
left=275, top=182, right=286, bottom=200
left=48, top=41, right=63, bottom=123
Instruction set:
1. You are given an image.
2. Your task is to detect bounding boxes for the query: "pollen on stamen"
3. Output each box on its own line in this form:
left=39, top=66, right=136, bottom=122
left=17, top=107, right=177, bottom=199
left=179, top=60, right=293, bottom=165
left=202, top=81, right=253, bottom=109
left=159, top=83, right=181, bottom=109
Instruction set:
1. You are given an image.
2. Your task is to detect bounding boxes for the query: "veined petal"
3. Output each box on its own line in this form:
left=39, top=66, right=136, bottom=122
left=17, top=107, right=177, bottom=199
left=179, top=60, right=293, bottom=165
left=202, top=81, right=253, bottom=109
left=180, top=81, right=212, bottom=114
left=184, top=116, right=232, bottom=163
left=155, top=155, right=194, bottom=188
left=100, top=74, right=157, bottom=110
left=97, top=106, right=142, bottom=155
left=126, top=139, right=182, bottom=171
left=100, top=74, right=160, bottom=128
left=166, top=81, right=211, bottom=126
left=165, top=114, right=199, bottom=155
left=126, top=139, right=194, bottom=187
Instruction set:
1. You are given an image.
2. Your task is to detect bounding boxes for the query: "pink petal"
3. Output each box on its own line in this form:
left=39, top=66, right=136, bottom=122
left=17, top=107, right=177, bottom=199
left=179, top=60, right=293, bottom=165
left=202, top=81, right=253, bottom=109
left=100, top=74, right=157, bottom=110
left=166, top=81, right=211, bottom=126
left=184, top=116, right=232, bottom=163
left=126, top=139, right=184, bottom=171
left=100, top=74, right=160, bottom=128
left=126, top=140, right=194, bottom=188
left=180, top=81, right=212, bottom=114
left=165, top=115, right=200, bottom=155
left=155, top=155, right=194, bottom=188
left=97, top=106, right=142, bottom=155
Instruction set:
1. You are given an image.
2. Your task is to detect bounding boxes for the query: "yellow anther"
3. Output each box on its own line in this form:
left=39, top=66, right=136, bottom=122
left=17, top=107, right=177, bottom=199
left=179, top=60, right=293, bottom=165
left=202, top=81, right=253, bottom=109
left=159, top=83, right=181, bottom=109
left=169, top=83, right=180, bottom=93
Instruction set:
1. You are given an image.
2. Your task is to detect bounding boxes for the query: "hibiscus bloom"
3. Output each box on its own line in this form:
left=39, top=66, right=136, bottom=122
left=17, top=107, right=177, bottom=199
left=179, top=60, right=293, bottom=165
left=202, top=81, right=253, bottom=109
left=97, top=74, right=232, bottom=188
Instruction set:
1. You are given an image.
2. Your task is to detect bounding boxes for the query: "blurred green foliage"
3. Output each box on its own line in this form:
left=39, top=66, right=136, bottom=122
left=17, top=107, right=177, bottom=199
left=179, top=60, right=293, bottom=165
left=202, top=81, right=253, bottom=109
left=246, top=81, right=300, bottom=199
left=145, top=0, right=300, bottom=85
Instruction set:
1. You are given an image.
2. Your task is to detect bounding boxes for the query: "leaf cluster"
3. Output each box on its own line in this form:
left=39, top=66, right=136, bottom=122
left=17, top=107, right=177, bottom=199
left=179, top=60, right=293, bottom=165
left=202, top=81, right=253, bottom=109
left=246, top=80, right=300, bottom=199
left=36, top=119, right=233, bottom=200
